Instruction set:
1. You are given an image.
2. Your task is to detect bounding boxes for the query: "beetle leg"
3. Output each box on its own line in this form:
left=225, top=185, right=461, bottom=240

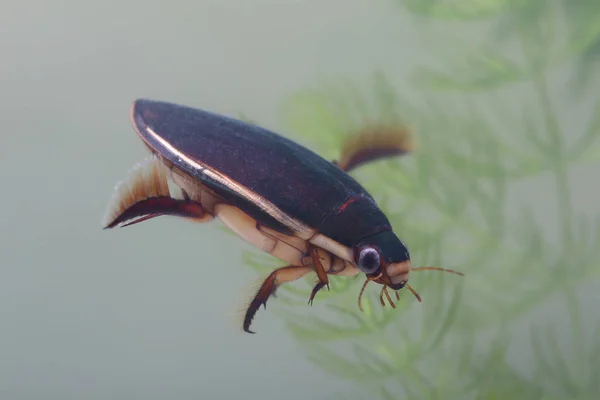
left=308, top=281, right=327, bottom=306
left=307, top=247, right=330, bottom=306
left=336, top=125, right=414, bottom=172
left=103, top=196, right=211, bottom=229
left=103, top=155, right=213, bottom=228
left=244, top=265, right=312, bottom=334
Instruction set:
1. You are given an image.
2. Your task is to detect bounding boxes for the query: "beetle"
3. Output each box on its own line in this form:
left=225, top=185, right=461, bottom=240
left=102, top=99, right=463, bottom=333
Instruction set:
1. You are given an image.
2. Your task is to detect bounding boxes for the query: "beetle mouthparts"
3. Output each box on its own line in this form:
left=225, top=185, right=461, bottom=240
left=386, top=260, right=410, bottom=285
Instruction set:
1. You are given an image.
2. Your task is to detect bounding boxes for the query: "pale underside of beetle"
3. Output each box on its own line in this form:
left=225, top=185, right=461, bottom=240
left=103, top=154, right=381, bottom=331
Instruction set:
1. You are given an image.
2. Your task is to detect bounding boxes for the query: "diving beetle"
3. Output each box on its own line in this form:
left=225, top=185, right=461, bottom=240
left=102, top=99, right=463, bottom=333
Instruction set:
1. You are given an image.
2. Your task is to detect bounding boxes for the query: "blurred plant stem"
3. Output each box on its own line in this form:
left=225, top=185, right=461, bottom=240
left=241, top=0, right=599, bottom=398
left=513, top=4, right=574, bottom=245
left=512, top=3, right=588, bottom=383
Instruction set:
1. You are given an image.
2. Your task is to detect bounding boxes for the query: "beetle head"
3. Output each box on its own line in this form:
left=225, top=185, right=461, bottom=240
left=354, top=230, right=411, bottom=290
left=353, top=230, right=464, bottom=310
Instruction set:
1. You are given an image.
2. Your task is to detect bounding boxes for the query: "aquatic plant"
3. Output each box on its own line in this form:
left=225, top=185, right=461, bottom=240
left=245, top=0, right=600, bottom=398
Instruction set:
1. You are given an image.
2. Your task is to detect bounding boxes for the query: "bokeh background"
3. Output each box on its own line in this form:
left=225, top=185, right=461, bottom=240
left=1, top=0, right=599, bottom=399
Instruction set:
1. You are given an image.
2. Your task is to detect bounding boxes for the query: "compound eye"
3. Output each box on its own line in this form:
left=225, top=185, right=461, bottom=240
left=358, top=246, right=381, bottom=274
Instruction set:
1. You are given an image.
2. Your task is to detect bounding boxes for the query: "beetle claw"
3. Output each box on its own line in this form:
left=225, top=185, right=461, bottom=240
left=308, top=247, right=330, bottom=307
left=308, top=281, right=327, bottom=306
left=243, top=265, right=312, bottom=334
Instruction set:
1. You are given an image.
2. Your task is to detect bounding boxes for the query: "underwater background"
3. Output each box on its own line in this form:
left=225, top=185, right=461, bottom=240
left=1, top=0, right=598, bottom=399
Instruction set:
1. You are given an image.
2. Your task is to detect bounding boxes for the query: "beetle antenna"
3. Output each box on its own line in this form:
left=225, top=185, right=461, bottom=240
left=379, top=286, right=396, bottom=309
left=410, top=266, right=464, bottom=276
left=357, top=278, right=371, bottom=312
left=358, top=272, right=384, bottom=312
left=406, top=284, right=422, bottom=302
left=357, top=279, right=370, bottom=312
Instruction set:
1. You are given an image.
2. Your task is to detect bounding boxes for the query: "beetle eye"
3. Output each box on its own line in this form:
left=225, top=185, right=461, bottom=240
left=357, top=246, right=381, bottom=274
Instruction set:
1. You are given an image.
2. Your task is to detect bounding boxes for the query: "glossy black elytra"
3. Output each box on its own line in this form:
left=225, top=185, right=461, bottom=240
left=102, top=99, right=463, bottom=333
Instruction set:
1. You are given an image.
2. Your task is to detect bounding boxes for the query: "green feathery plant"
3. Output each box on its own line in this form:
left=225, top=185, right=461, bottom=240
left=241, top=0, right=600, bottom=398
